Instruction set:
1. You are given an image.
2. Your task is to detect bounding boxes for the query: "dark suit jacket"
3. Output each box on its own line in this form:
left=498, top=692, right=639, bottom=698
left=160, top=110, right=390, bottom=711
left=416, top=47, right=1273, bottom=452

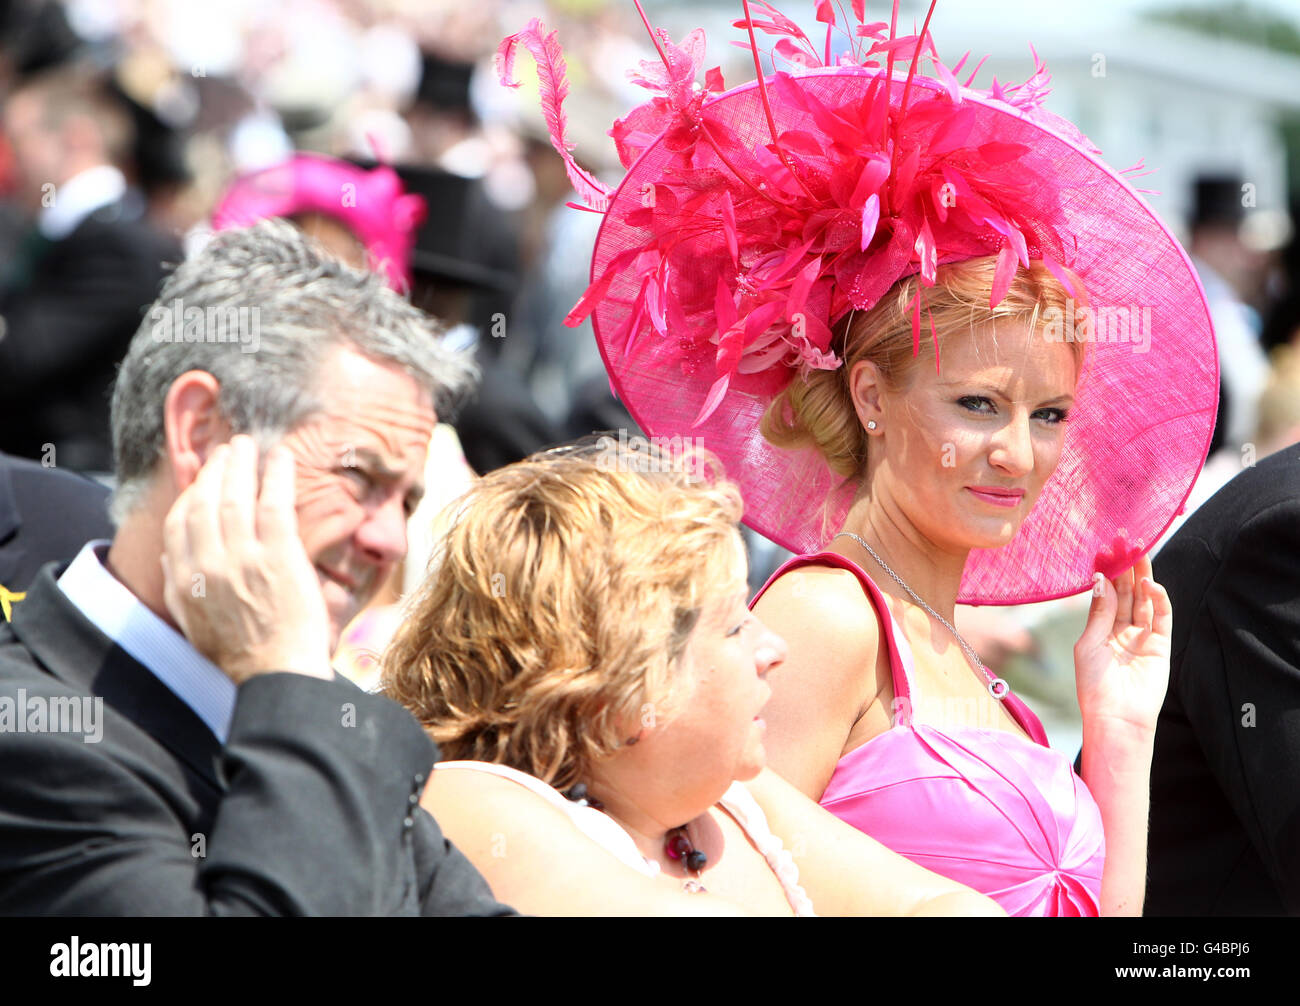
left=0, top=196, right=179, bottom=472
left=1147, top=445, right=1300, bottom=915
left=0, top=451, right=113, bottom=606
left=455, top=355, right=564, bottom=475
left=0, top=562, right=515, bottom=916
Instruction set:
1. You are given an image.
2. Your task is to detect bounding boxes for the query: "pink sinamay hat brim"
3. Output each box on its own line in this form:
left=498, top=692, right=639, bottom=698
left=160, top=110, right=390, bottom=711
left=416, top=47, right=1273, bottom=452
left=587, top=69, right=1218, bottom=605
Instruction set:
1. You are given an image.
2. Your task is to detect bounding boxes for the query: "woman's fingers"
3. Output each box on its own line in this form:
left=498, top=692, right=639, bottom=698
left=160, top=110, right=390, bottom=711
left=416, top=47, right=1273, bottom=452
left=1146, top=576, right=1173, bottom=641
left=1133, top=580, right=1154, bottom=634
left=1118, top=556, right=1161, bottom=640
left=1131, top=558, right=1155, bottom=632
left=1111, top=562, right=1136, bottom=629
left=1075, top=572, right=1116, bottom=655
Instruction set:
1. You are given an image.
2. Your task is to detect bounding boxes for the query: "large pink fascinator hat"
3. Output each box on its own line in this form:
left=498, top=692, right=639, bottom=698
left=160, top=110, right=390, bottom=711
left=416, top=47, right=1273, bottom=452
left=502, top=1, right=1218, bottom=604
left=211, top=153, right=426, bottom=291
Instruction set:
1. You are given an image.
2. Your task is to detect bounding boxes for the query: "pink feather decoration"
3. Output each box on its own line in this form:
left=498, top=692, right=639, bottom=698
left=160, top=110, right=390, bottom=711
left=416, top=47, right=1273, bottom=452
left=554, top=0, right=1097, bottom=422
left=991, top=242, right=1019, bottom=307
left=860, top=193, right=881, bottom=250
left=497, top=19, right=610, bottom=211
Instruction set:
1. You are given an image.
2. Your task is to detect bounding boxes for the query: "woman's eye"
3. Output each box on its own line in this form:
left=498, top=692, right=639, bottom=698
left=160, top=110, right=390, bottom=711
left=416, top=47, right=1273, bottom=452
left=957, top=396, right=995, bottom=414
left=728, top=617, right=753, bottom=638
left=1033, top=407, right=1069, bottom=424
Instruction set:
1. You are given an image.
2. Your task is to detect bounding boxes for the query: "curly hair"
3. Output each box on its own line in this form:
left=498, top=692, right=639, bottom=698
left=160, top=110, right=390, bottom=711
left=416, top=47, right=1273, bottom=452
left=380, top=439, right=746, bottom=791
left=761, top=257, right=1086, bottom=484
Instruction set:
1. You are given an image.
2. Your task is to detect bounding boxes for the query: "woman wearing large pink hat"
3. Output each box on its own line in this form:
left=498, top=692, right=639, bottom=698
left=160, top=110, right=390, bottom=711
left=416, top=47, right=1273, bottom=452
left=507, top=0, right=1218, bottom=915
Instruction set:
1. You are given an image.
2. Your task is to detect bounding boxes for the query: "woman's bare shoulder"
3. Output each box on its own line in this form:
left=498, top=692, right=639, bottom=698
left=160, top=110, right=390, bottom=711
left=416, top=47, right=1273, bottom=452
left=423, top=762, right=569, bottom=828
left=753, top=561, right=883, bottom=662
left=751, top=562, right=890, bottom=797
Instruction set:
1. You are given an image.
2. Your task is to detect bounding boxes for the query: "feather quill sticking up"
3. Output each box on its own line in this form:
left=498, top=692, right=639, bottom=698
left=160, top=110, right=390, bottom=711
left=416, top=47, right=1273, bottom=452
left=496, top=19, right=611, bottom=211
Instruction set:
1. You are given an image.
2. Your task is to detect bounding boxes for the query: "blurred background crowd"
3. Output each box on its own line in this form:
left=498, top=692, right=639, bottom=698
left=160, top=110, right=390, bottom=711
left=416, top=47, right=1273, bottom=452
left=5, top=0, right=1300, bottom=747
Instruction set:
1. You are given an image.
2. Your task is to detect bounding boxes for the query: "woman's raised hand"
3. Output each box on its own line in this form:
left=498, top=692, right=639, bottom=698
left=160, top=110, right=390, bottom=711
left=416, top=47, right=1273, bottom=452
left=1073, top=554, right=1172, bottom=737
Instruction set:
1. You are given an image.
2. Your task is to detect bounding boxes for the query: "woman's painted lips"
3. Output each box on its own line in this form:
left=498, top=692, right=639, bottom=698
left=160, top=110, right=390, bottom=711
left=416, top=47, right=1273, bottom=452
left=966, top=486, right=1026, bottom=508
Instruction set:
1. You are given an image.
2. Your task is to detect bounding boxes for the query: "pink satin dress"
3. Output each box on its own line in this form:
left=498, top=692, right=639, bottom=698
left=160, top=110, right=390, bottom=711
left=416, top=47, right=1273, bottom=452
left=752, top=552, right=1105, bottom=916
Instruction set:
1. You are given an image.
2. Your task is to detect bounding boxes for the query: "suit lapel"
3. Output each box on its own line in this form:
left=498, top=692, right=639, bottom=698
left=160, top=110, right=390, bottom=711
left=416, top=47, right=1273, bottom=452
left=9, top=565, right=224, bottom=789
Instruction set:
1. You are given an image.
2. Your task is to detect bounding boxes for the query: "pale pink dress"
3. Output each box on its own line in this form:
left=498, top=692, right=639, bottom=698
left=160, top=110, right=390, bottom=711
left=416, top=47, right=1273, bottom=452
left=752, top=552, right=1105, bottom=916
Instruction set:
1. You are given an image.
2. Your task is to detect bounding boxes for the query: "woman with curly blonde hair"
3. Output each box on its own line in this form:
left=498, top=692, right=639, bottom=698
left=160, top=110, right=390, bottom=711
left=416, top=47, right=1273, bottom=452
left=383, top=441, right=1002, bottom=916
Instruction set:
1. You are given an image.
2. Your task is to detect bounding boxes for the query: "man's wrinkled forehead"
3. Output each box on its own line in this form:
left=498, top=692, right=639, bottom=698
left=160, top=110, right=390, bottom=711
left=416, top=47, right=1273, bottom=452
left=310, top=350, right=438, bottom=440
left=315, top=390, right=437, bottom=447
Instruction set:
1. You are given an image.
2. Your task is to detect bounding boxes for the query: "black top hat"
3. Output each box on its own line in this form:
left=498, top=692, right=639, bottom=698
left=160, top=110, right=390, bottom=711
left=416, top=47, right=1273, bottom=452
left=107, top=75, right=192, bottom=191
left=387, top=162, right=518, bottom=293
left=416, top=51, right=474, bottom=114
left=2, top=0, right=83, bottom=77
left=1191, top=173, right=1247, bottom=231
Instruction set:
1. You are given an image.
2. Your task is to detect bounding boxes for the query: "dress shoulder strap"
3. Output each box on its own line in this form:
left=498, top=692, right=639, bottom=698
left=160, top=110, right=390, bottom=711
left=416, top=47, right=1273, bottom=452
left=434, top=759, right=572, bottom=808
left=751, top=550, right=918, bottom=720
left=717, top=783, right=817, bottom=917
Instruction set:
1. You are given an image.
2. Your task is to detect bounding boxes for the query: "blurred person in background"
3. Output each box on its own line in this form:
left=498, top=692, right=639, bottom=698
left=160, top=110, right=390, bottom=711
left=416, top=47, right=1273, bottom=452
left=210, top=151, right=426, bottom=289
left=1253, top=345, right=1300, bottom=455
left=1143, top=174, right=1298, bottom=552
left=1155, top=344, right=1300, bottom=551
left=392, top=42, right=566, bottom=476
left=394, top=160, right=564, bottom=476
left=0, top=62, right=180, bottom=474
left=0, top=448, right=112, bottom=619
left=1189, top=173, right=1272, bottom=453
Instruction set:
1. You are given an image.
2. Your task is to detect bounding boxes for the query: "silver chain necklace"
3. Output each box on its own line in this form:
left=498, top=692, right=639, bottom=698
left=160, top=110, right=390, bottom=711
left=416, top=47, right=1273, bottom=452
left=833, top=531, right=1010, bottom=700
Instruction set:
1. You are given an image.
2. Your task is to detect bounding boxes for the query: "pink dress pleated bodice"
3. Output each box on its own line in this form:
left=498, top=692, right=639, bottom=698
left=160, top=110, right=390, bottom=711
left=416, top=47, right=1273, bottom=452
left=752, top=552, right=1104, bottom=916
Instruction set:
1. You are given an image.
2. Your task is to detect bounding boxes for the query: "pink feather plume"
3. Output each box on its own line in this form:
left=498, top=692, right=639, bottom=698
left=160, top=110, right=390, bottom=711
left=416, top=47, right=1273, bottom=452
left=497, top=19, right=611, bottom=211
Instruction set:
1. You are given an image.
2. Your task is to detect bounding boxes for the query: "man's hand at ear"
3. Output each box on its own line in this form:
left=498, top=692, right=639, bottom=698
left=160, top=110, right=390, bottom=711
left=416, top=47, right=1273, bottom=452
left=161, top=435, right=333, bottom=685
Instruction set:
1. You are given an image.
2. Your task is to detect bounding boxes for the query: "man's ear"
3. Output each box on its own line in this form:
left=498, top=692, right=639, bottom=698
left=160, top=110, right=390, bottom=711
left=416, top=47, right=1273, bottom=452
left=162, top=371, right=230, bottom=493
left=848, top=359, right=886, bottom=437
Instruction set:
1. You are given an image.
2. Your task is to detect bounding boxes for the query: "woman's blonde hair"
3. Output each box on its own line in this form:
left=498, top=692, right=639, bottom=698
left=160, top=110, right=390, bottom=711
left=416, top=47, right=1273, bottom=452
left=1256, top=344, right=1300, bottom=448
left=761, top=256, right=1085, bottom=483
left=381, top=440, right=745, bottom=790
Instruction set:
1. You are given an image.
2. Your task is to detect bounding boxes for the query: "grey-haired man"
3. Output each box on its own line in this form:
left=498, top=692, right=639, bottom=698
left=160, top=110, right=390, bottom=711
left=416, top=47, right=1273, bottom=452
left=0, top=220, right=514, bottom=915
